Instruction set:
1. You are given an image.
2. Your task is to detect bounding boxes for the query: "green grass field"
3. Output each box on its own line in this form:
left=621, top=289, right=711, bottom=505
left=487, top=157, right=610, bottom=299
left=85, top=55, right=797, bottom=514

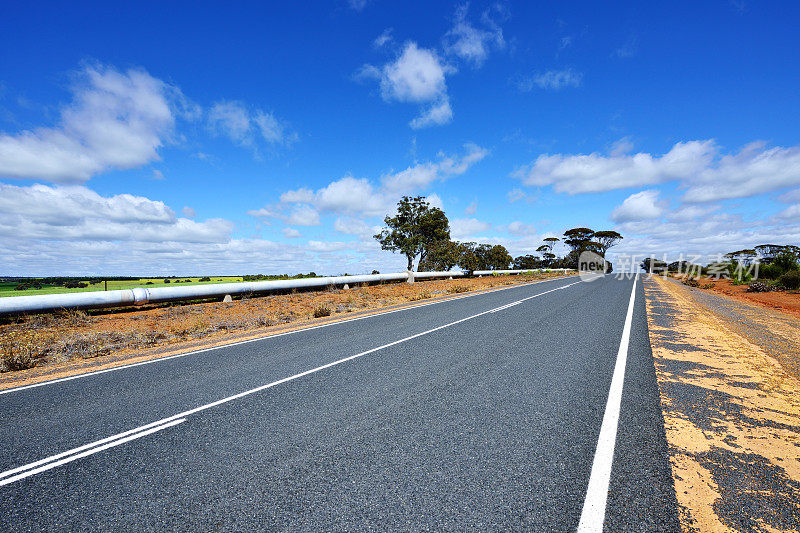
left=0, top=277, right=245, bottom=298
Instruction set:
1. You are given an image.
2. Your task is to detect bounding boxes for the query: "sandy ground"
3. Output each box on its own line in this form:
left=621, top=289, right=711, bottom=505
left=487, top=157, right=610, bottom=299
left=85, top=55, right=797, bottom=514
left=645, top=275, right=800, bottom=532
left=0, top=272, right=569, bottom=390
left=669, top=275, right=800, bottom=319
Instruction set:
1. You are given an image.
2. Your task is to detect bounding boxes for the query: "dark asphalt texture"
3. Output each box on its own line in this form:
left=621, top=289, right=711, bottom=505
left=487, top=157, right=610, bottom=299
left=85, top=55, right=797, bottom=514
left=0, top=276, right=679, bottom=531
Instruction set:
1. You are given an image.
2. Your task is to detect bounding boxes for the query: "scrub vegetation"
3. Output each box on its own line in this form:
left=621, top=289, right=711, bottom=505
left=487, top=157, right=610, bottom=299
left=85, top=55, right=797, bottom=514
left=0, top=271, right=572, bottom=386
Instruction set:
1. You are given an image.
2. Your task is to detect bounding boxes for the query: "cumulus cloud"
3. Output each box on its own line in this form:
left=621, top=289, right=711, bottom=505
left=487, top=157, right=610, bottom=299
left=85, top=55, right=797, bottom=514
left=381, top=143, right=488, bottom=194
left=272, top=144, right=487, bottom=219
left=505, top=221, right=537, bottom=236
left=610, top=190, right=665, bottom=222
left=0, top=65, right=180, bottom=183
left=0, top=183, right=232, bottom=243
left=282, top=227, right=302, bottom=238
left=360, top=42, right=455, bottom=128
left=682, top=141, right=800, bottom=202
left=334, top=217, right=378, bottom=237
left=517, top=69, right=583, bottom=91
left=451, top=217, right=491, bottom=238
left=409, top=97, right=453, bottom=129
left=443, top=3, right=505, bottom=67
left=208, top=101, right=296, bottom=150
left=513, top=140, right=716, bottom=194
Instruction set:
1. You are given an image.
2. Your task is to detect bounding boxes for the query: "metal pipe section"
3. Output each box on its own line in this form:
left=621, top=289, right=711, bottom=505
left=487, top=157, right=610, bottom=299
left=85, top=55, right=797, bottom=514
left=0, top=268, right=570, bottom=315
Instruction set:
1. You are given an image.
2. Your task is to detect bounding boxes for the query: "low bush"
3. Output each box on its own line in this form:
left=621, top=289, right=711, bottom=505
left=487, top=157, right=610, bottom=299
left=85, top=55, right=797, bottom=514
left=701, top=283, right=714, bottom=290
left=747, top=281, right=774, bottom=293
left=199, top=277, right=211, bottom=282
left=447, top=285, right=469, bottom=294
left=164, top=279, right=171, bottom=283
left=313, top=305, right=332, bottom=318
left=778, top=270, right=800, bottom=290
left=759, top=263, right=783, bottom=280
left=682, top=277, right=700, bottom=288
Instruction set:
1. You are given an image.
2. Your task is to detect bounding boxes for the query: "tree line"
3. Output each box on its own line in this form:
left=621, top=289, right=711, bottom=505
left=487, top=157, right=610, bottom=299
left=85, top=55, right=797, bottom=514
left=374, top=196, right=622, bottom=271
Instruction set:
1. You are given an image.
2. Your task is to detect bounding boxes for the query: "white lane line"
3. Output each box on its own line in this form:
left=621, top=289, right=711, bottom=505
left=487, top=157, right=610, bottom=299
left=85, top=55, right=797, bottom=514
left=0, top=419, right=186, bottom=487
left=0, top=276, right=578, bottom=396
left=0, top=279, right=584, bottom=486
left=577, top=274, right=638, bottom=532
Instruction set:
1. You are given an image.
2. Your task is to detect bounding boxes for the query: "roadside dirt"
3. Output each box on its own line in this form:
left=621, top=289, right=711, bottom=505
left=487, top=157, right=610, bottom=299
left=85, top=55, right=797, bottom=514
left=0, top=272, right=569, bottom=390
left=645, top=275, right=800, bottom=532
left=674, top=276, right=800, bottom=319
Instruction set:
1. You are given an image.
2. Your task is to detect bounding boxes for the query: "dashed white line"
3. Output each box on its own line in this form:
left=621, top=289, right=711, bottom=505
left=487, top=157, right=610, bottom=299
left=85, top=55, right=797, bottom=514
left=577, top=274, right=638, bottom=532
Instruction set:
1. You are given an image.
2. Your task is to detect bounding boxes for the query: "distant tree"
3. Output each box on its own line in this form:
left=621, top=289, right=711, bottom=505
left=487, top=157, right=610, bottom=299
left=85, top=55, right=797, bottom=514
left=593, top=230, right=623, bottom=257
left=641, top=257, right=668, bottom=274
left=374, top=196, right=451, bottom=271
left=536, top=237, right=560, bottom=267
left=485, top=245, right=512, bottom=270
left=418, top=240, right=460, bottom=271
left=371, top=270, right=380, bottom=275
left=513, top=254, right=542, bottom=270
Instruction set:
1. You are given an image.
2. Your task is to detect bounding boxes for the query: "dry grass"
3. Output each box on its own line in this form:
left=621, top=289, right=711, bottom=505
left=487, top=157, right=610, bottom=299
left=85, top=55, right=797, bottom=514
left=0, top=272, right=569, bottom=377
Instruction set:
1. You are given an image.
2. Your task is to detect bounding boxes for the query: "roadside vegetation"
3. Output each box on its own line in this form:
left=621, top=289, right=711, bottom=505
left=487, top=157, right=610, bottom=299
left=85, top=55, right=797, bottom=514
left=0, top=272, right=570, bottom=381
left=642, top=244, right=800, bottom=317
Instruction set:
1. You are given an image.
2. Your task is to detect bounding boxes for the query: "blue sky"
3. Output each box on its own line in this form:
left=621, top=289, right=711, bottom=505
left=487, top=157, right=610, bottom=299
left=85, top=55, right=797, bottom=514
left=1, top=1, right=799, bottom=275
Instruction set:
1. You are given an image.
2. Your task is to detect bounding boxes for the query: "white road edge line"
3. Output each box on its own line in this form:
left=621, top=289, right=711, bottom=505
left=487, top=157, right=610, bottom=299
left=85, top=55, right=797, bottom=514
left=0, top=275, right=577, bottom=396
left=577, top=274, right=638, bottom=532
left=0, top=280, right=584, bottom=486
left=0, top=419, right=186, bottom=487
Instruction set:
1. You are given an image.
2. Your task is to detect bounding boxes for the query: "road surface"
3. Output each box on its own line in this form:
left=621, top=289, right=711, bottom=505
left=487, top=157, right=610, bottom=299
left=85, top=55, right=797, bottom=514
left=0, top=275, right=679, bottom=531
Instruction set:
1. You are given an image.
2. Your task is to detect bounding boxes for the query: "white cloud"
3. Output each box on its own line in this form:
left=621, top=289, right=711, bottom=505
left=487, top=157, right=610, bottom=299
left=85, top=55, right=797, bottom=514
left=682, top=141, right=800, bottom=202
left=284, top=176, right=388, bottom=217
left=381, top=143, right=487, bottom=194
left=348, top=0, right=369, bottom=11
left=282, top=227, right=302, bottom=238
left=464, top=200, right=477, bottom=215
left=0, top=183, right=232, bottom=243
left=517, top=69, right=583, bottom=91
left=182, top=206, right=196, bottom=218
left=409, top=97, right=453, bottom=129
left=507, top=188, right=526, bottom=203
left=505, top=221, right=537, bottom=236
left=610, top=190, right=665, bottom=222
left=152, top=169, right=165, bottom=180
left=0, top=65, right=179, bottom=183
left=379, top=42, right=451, bottom=103
left=775, top=204, right=800, bottom=221
left=334, top=217, right=377, bottom=237
left=286, top=205, right=321, bottom=226
left=513, top=140, right=716, bottom=194
left=778, top=188, right=800, bottom=204
left=273, top=144, right=487, bottom=220
left=451, top=217, right=491, bottom=238
left=373, top=28, right=393, bottom=48
left=208, top=101, right=296, bottom=150
left=361, top=42, right=455, bottom=128
left=443, top=3, right=505, bottom=67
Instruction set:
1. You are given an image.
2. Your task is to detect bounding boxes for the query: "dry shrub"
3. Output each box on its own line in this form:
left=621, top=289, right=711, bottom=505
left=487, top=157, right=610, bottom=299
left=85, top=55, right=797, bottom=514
left=409, top=290, right=432, bottom=301
left=314, top=305, right=332, bottom=318
left=448, top=285, right=469, bottom=294
left=59, top=309, right=92, bottom=328
left=1, top=332, right=43, bottom=372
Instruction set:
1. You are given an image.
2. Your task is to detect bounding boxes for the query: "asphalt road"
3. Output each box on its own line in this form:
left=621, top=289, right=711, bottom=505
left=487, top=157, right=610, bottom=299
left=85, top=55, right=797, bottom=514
left=0, top=275, right=680, bottom=531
